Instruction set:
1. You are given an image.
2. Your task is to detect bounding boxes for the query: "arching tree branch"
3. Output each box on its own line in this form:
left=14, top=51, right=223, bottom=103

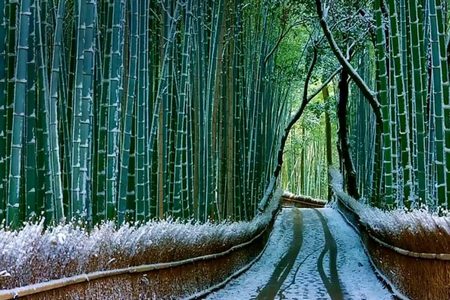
left=259, top=44, right=343, bottom=211
left=258, top=45, right=320, bottom=211
left=306, top=66, right=342, bottom=102
left=315, top=0, right=382, bottom=124
left=273, top=46, right=319, bottom=179
left=264, top=20, right=303, bottom=64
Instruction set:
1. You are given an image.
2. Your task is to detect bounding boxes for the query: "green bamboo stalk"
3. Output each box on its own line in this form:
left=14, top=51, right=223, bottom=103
left=118, top=0, right=138, bottom=225
left=70, top=0, right=86, bottom=220
left=78, top=0, right=96, bottom=224
left=35, top=0, right=55, bottom=225
left=59, top=27, right=74, bottom=218
left=143, top=1, right=152, bottom=221
left=0, top=0, right=7, bottom=221
left=173, top=0, right=192, bottom=219
left=135, top=0, right=148, bottom=222
left=205, top=0, right=224, bottom=220
left=226, top=18, right=237, bottom=218
left=105, top=0, right=124, bottom=221
left=160, top=0, right=171, bottom=217
left=24, top=1, right=37, bottom=221
left=6, top=0, right=32, bottom=228
left=147, top=1, right=158, bottom=219
left=95, top=0, right=113, bottom=223
left=46, top=0, right=66, bottom=223
left=235, top=0, right=244, bottom=202
left=165, top=0, right=177, bottom=219
left=193, top=0, right=206, bottom=220
left=386, top=47, right=399, bottom=206
left=428, top=0, right=447, bottom=207
left=4, top=1, right=18, bottom=224
left=388, top=0, right=413, bottom=207
left=435, top=0, right=450, bottom=208
left=184, top=15, right=195, bottom=218
left=408, top=0, right=428, bottom=205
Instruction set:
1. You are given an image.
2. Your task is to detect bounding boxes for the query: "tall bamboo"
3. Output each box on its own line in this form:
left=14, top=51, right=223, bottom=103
left=6, top=0, right=32, bottom=228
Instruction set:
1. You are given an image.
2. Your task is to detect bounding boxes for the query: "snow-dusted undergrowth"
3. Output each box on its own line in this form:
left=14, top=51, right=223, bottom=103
left=329, top=169, right=450, bottom=254
left=0, top=190, right=281, bottom=289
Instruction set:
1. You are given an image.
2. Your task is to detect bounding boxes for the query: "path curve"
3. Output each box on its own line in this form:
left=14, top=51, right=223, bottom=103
left=207, top=208, right=393, bottom=300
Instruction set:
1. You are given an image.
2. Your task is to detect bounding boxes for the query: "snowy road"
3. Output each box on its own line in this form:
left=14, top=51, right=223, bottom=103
left=207, top=208, right=393, bottom=300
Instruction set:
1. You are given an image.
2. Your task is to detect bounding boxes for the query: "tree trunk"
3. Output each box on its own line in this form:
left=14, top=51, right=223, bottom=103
left=323, top=85, right=333, bottom=201
left=337, top=69, right=360, bottom=199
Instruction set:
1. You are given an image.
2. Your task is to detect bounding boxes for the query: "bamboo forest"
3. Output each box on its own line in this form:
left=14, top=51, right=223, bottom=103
left=0, top=1, right=449, bottom=299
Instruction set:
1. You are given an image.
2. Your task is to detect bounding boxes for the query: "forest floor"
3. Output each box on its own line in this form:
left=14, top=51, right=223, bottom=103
left=207, top=207, right=393, bottom=300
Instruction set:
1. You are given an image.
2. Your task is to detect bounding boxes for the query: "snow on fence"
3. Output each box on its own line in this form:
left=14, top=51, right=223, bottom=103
left=330, top=170, right=450, bottom=300
left=330, top=169, right=450, bottom=258
left=0, top=191, right=281, bottom=299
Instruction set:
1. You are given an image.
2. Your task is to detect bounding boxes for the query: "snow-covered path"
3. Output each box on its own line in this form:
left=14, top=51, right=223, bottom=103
left=207, top=208, right=393, bottom=300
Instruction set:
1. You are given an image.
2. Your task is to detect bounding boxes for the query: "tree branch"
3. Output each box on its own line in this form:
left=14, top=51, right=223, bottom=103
left=306, top=66, right=342, bottom=103
left=315, top=0, right=381, bottom=119
left=273, top=46, right=319, bottom=179
left=259, top=44, right=344, bottom=211
left=264, top=21, right=303, bottom=64
left=258, top=45, right=321, bottom=211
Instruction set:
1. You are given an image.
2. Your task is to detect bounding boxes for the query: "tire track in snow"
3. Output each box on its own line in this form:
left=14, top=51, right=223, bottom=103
left=279, top=208, right=330, bottom=300
left=206, top=208, right=393, bottom=299
left=256, top=209, right=303, bottom=299
left=206, top=208, right=298, bottom=299
left=314, top=209, right=344, bottom=300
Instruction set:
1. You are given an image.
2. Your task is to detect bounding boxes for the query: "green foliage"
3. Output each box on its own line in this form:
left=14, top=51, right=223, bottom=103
left=328, top=0, right=450, bottom=211
left=287, top=0, right=450, bottom=212
left=0, top=0, right=294, bottom=228
left=281, top=85, right=339, bottom=200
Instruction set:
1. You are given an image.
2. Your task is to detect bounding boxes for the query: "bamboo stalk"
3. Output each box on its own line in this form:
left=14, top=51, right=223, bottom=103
left=6, top=0, right=32, bottom=228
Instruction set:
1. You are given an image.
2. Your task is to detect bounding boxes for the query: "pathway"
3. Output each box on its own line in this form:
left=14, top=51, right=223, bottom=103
left=207, top=208, right=393, bottom=300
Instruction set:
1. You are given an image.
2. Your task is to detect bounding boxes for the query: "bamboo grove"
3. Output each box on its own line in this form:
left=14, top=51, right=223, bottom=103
left=319, top=0, right=449, bottom=211
left=371, top=0, right=449, bottom=211
left=0, top=0, right=291, bottom=228
left=281, top=86, right=337, bottom=201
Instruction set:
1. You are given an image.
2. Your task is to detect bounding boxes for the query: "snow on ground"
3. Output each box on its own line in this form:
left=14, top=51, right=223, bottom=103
left=278, top=209, right=329, bottom=300
left=207, top=208, right=393, bottom=300
left=207, top=208, right=296, bottom=299
left=321, top=208, right=392, bottom=300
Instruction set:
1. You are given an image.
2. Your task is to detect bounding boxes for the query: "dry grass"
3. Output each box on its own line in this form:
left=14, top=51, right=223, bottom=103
left=0, top=191, right=281, bottom=291
left=363, top=208, right=450, bottom=254
left=18, top=229, right=269, bottom=300
left=367, top=236, right=450, bottom=300
left=329, top=169, right=450, bottom=254
left=336, top=192, right=450, bottom=299
left=330, top=169, right=450, bottom=299
left=336, top=190, right=450, bottom=254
